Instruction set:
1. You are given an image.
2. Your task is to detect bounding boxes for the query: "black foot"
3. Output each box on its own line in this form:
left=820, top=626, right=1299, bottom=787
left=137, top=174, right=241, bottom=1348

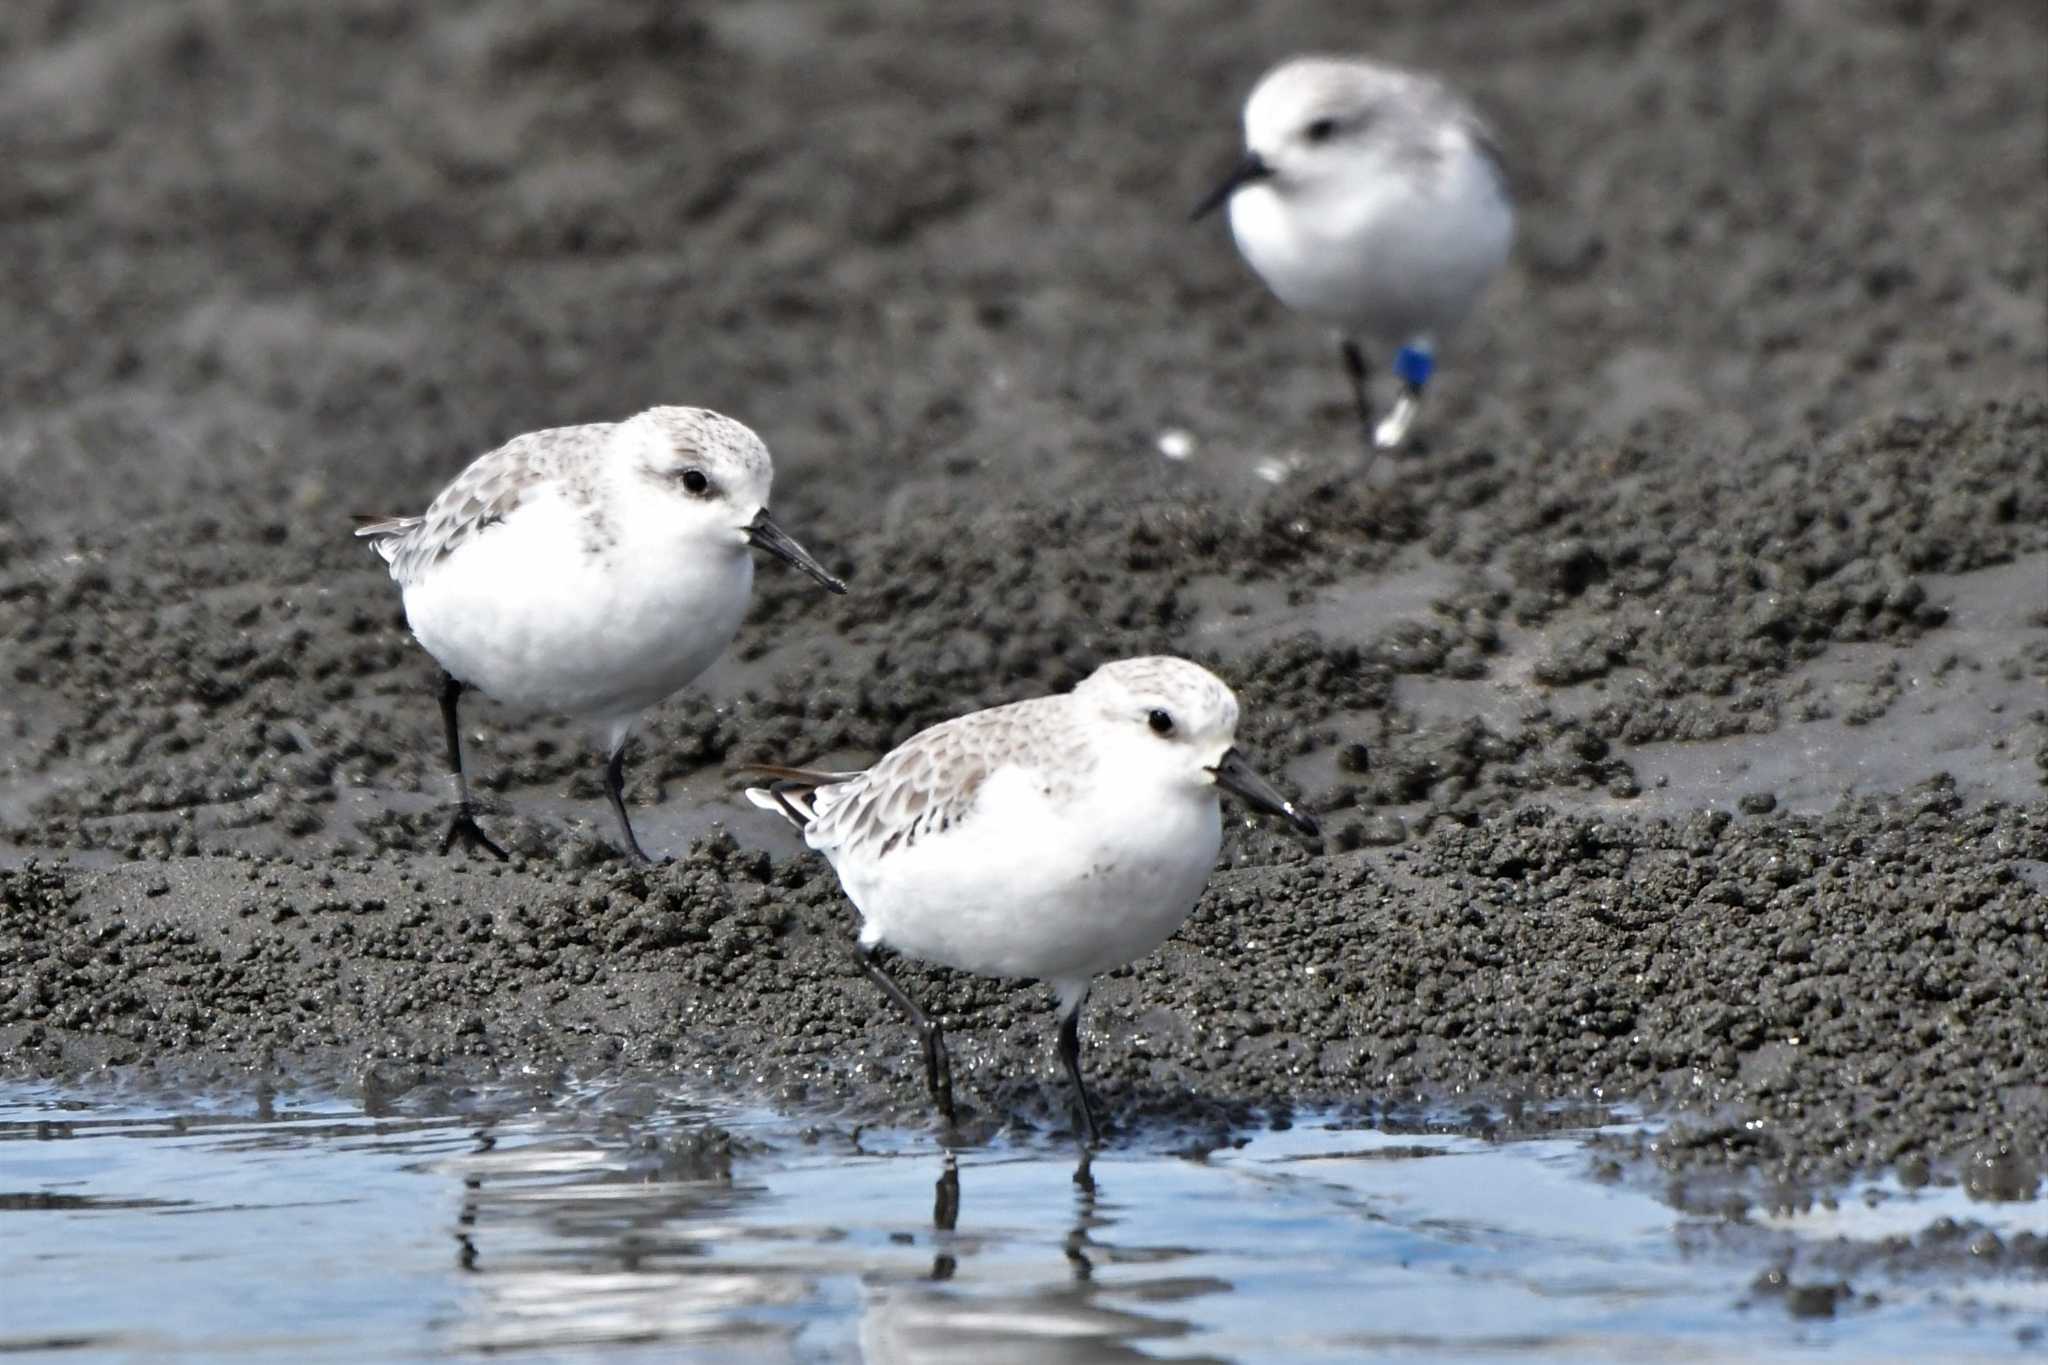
left=1072, top=1093, right=1102, bottom=1147
left=440, top=806, right=508, bottom=861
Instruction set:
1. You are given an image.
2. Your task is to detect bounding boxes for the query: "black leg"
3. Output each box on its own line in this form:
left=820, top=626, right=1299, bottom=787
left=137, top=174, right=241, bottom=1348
left=603, top=744, right=652, bottom=864
left=853, top=943, right=956, bottom=1128
left=1340, top=339, right=1377, bottom=458
left=1057, top=1000, right=1101, bottom=1147
left=436, top=671, right=508, bottom=861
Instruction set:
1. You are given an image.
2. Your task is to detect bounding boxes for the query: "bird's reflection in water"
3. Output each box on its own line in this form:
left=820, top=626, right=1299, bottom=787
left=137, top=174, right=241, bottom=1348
left=868, top=1146, right=1221, bottom=1365
left=454, top=1125, right=493, bottom=1273
left=440, top=1116, right=1222, bottom=1362
left=930, top=1151, right=960, bottom=1281
left=1065, top=1150, right=1097, bottom=1281
left=437, top=1116, right=799, bottom=1356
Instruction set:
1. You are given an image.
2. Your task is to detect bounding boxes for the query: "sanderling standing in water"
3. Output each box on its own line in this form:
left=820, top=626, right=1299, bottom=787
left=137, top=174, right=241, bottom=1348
left=357, top=406, right=846, bottom=863
left=1193, top=55, right=1514, bottom=458
left=741, top=656, right=1321, bottom=1143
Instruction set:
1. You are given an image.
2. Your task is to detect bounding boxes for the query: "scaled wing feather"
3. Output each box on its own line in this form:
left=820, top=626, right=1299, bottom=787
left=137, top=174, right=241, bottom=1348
left=349, top=424, right=610, bottom=584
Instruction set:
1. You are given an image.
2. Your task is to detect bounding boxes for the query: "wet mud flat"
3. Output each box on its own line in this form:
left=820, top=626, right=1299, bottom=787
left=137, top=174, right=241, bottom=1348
left=5, top=404, right=2045, bottom=1200
left=1, top=0, right=2046, bottom=1297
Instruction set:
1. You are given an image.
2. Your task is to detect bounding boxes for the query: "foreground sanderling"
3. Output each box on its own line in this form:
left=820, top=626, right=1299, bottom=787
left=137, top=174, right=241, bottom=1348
left=741, top=656, right=1321, bottom=1143
left=1193, top=55, right=1514, bottom=456
left=357, top=406, right=846, bottom=863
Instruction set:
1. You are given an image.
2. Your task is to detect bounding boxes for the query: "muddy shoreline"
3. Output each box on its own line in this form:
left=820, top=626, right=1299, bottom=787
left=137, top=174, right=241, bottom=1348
left=2, top=0, right=2046, bottom=1206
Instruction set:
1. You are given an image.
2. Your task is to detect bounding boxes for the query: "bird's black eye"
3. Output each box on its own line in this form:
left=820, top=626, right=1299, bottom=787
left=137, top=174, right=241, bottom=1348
left=1304, top=117, right=1338, bottom=144
left=1148, top=708, right=1174, bottom=735
left=680, top=468, right=710, bottom=495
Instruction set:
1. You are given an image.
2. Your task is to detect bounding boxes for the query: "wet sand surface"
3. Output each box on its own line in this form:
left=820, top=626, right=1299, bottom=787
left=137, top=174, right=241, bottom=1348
left=2, top=0, right=2046, bottom=1262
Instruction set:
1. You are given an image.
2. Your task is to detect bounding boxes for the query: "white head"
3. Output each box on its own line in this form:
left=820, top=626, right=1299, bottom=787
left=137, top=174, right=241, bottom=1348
left=615, top=406, right=845, bottom=593
left=1192, top=56, right=1498, bottom=220
left=1074, top=657, right=1318, bottom=835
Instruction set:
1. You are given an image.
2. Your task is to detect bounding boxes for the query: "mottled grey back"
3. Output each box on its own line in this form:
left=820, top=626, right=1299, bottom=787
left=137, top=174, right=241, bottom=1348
left=354, top=423, right=612, bottom=585
left=803, top=695, right=1095, bottom=864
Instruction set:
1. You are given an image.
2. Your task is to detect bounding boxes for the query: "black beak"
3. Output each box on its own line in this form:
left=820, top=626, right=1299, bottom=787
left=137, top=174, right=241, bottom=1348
left=746, top=509, right=847, bottom=594
left=1209, top=747, right=1320, bottom=838
left=1190, top=151, right=1273, bottom=222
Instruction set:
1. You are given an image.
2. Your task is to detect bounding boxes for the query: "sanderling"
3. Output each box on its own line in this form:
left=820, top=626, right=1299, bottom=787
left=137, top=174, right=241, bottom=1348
left=741, top=656, right=1321, bottom=1143
left=356, top=405, right=846, bottom=863
left=1193, top=55, right=1514, bottom=457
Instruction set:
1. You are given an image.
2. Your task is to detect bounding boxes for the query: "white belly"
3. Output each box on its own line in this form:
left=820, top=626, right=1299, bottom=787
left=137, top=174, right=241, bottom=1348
left=1230, top=159, right=1513, bottom=349
left=401, top=493, right=752, bottom=728
left=832, top=769, right=1224, bottom=988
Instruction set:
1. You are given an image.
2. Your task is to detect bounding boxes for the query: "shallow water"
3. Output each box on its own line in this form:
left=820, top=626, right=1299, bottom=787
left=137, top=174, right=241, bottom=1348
left=1, top=1083, right=2042, bottom=1362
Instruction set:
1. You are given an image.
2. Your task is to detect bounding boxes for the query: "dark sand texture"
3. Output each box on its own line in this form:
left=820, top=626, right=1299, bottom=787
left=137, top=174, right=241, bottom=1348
left=2, top=1, right=2046, bottom=1194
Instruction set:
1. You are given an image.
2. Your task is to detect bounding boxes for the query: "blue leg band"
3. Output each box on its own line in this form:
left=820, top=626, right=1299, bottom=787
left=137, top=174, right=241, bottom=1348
left=1394, top=345, right=1434, bottom=390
